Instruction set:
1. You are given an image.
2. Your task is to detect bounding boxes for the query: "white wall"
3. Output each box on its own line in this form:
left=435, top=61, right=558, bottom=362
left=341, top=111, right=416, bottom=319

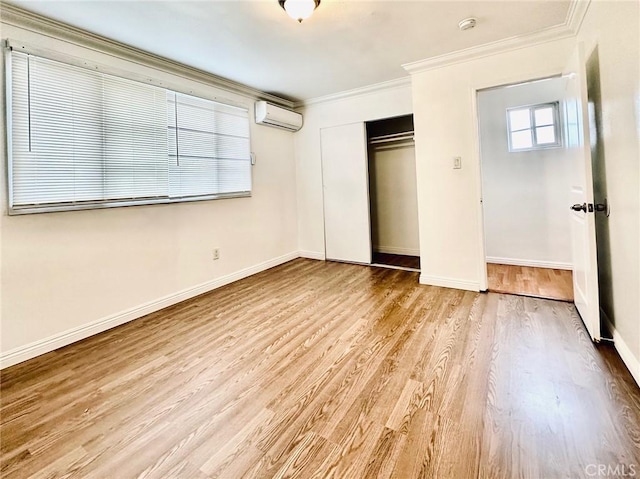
left=478, top=78, right=573, bottom=269
left=295, top=82, right=414, bottom=258
left=408, top=37, right=575, bottom=291
left=576, top=0, right=640, bottom=381
left=369, top=144, right=420, bottom=256
left=0, top=23, right=299, bottom=365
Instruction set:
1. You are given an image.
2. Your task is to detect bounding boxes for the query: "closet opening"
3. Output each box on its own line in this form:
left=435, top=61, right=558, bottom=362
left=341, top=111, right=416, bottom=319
left=366, top=115, right=420, bottom=272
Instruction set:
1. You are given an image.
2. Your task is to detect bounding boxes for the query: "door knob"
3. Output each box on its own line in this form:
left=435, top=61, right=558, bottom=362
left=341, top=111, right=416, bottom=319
left=571, top=203, right=587, bottom=212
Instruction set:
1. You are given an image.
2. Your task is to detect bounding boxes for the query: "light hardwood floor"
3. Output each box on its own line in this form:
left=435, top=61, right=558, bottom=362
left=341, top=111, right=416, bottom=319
left=487, top=263, right=574, bottom=301
left=1, top=259, right=638, bottom=478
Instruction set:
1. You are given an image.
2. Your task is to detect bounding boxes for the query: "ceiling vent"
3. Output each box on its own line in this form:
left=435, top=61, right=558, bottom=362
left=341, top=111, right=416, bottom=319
left=255, top=101, right=303, bottom=132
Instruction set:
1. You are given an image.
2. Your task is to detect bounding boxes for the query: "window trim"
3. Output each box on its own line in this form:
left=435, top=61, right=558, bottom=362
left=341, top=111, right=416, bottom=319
left=5, top=48, right=253, bottom=216
left=5, top=48, right=15, bottom=212
left=8, top=192, right=251, bottom=216
left=506, top=101, right=562, bottom=152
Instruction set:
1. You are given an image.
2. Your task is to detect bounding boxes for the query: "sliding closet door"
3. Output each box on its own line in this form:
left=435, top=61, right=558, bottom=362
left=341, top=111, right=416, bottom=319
left=321, top=122, right=372, bottom=264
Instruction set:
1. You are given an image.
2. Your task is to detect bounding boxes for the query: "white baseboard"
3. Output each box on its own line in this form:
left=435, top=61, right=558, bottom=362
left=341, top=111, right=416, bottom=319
left=602, top=312, right=640, bottom=387
left=486, top=256, right=572, bottom=270
left=299, top=250, right=326, bottom=261
left=374, top=246, right=420, bottom=256
left=0, top=251, right=299, bottom=369
left=419, top=274, right=480, bottom=292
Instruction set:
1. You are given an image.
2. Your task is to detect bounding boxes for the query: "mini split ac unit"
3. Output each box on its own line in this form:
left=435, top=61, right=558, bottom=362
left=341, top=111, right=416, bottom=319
left=255, top=101, right=302, bottom=132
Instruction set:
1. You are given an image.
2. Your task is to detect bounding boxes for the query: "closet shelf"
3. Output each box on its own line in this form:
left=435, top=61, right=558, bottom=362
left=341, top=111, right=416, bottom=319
left=368, top=131, right=415, bottom=145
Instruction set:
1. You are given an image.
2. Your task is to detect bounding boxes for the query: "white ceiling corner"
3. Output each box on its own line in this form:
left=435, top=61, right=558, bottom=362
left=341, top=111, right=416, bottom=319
left=402, top=0, right=589, bottom=75
left=294, top=76, right=412, bottom=109
left=565, top=0, right=591, bottom=35
left=2, top=0, right=578, bottom=103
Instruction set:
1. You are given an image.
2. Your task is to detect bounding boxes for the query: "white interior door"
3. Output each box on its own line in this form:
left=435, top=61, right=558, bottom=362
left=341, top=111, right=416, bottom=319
left=321, top=122, right=372, bottom=264
left=564, top=42, right=601, bottom=341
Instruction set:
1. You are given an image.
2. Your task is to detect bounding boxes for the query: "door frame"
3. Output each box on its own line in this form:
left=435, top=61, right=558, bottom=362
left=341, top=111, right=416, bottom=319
left=468, top=68, right=568, bottom=293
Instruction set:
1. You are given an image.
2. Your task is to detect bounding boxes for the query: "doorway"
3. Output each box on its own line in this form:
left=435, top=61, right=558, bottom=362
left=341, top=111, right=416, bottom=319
left=477, top=77, right=574, bottom=301
left=367, top=115, right=420, bottom=272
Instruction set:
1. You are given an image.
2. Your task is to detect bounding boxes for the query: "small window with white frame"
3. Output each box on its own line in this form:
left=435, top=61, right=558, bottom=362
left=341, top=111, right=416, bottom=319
left=507, top=102, right=561, bottom=152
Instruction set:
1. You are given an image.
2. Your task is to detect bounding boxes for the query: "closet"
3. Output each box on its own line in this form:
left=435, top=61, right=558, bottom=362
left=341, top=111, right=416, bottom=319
left=320, top=115, right=420, bottom=271
left=367, top=115, right=420, bottom=270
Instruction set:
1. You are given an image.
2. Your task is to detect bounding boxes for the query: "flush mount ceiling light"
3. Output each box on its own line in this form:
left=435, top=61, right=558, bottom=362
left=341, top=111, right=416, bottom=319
left=279, top=0, right=321, bottom=23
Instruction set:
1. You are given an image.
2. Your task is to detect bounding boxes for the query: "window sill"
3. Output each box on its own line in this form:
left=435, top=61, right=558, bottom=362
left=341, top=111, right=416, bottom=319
left=8, top=192, right=251, bottom=216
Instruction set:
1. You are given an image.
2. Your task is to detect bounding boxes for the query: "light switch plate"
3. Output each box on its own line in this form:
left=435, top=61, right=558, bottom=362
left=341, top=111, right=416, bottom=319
left=453, top=157, right=462, bottom=169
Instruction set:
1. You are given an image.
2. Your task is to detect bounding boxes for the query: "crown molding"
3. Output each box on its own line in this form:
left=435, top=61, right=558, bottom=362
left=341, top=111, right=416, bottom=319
left=403, top=0, right=590, bottom=75
left=295, top=76, right=411, bottom=109
left=565, top=0, right=591, bottom=35
left=296, top=0, right=590, bottom=106
left=402, top=26, right=572, bottom=75
left=0, top=3, right=294, bottom=108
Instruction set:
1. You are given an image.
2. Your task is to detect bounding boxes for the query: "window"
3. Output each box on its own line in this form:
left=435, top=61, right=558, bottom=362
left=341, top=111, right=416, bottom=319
left=7, top=50, right=251, bottom=214
left=506, top=102, right=561, bottom=152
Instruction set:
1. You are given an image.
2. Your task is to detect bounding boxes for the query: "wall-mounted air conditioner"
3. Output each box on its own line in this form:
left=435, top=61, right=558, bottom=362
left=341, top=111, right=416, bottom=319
left=255, top=101, right=302, bottom=132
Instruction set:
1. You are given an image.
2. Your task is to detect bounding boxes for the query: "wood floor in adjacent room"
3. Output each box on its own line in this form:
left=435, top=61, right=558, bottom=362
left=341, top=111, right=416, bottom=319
left=1, top=259, right=638, bottom=479
left=487, top=263, right=574, bottom=301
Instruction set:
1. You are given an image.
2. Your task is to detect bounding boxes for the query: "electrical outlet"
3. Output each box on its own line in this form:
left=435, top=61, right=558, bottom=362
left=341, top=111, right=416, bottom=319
left=213, top=248, right=220, bottom=260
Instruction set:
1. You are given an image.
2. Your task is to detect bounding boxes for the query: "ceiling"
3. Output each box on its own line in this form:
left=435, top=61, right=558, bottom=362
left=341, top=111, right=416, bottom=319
left=4, top=0, right=572, bottom=102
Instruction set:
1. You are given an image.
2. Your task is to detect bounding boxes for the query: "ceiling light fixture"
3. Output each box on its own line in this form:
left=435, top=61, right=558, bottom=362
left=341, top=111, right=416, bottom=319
left=279, top=0, right=321, bottom=23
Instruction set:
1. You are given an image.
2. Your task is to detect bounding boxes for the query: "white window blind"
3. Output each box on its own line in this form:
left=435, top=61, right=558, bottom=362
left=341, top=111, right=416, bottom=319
left=7, top=50, right=252, bottom=214
left=167, top=92, right=251, bottom=198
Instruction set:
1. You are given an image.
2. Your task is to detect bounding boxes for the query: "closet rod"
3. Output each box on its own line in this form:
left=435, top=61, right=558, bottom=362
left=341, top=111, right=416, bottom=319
left=369, top=135, right=414, bottom=145
left=368, top=131, right=415, bottom=142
